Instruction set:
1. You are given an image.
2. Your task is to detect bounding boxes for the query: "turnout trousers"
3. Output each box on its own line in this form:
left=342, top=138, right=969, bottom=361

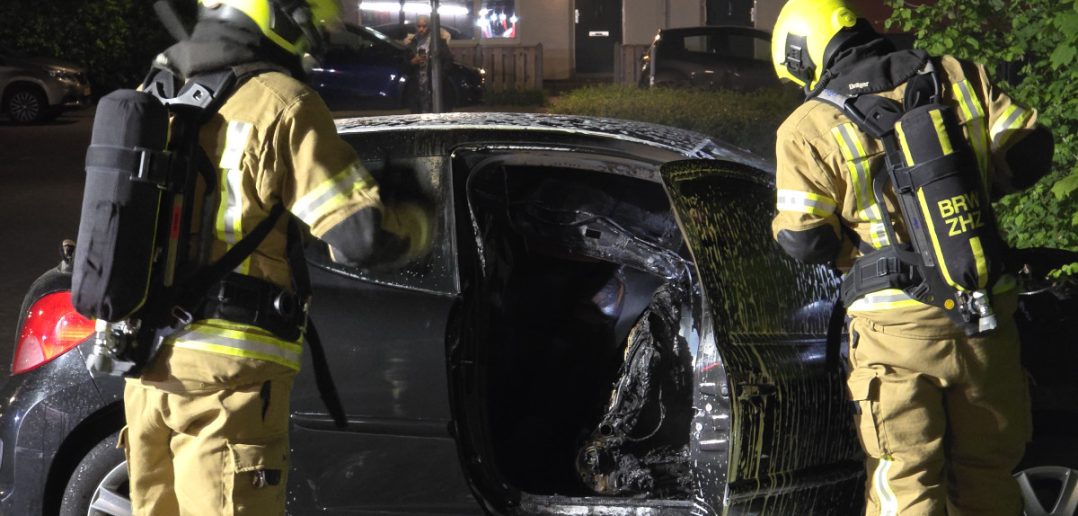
left=846, top=297, right=1031, bottom=516
left=121, top=341, right=296, bottom=516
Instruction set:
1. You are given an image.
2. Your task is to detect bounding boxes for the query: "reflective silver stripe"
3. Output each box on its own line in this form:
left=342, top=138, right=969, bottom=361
left=776, top=189, right=837, bottom=217
left=848, top=288, right=924, bottom=311
left=874, top=457, right=899, bottom=516
left=169, top=322, right=302, bottom=370
left=833, top=123, right=891, bottom=248
left=834, top=124, right=873, bottom=217
left=221, top=168, right=244, bottom=245
left=954, top=81, right=990, bottom=181
left=955, top=80, right=985, bottom=119
left=216, top=121, right=253, bottom=274
left=292, top=162, right=374, bottom=228
left=991, top=104, right=1032, bottom=150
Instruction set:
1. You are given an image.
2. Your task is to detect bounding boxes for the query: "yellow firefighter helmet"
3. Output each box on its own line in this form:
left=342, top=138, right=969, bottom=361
left=771, top=0, right=860, bottom=89
left=198, top=0, right=341, bottom=57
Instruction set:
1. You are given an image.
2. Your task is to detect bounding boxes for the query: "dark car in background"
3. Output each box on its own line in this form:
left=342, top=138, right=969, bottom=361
left=371, top=22, right=469, bottom=42
left=1, top=113, right=1076, bottom=516
left=639, top=26, right=778, bottom=91
left=310, top=23, right=484, bottom=111
left=0, top=47, right=91, bottom=124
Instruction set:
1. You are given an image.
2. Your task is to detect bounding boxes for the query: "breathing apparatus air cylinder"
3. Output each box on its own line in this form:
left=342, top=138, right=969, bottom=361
left=72, top=90, right=172, bottom=322
left=820, top=62, right=1008, bottom=335
left=891, top=102, right=1007, bottom=332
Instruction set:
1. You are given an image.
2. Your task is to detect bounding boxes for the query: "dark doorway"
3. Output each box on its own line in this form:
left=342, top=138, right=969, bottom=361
left=574, top=0, right=622, bottom=74
left=707, top=0, right=753, bottom=26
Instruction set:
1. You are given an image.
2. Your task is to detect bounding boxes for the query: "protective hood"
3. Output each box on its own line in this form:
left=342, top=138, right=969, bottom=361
left=814, top=41, right=928, bottom=97
left=159, top=18, right=300, bottom=79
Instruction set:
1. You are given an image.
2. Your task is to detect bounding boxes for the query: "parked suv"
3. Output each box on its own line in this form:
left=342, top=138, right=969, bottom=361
left=639, top=26, right=778, bottom=90
left=0, top=47, right=91, bottom=124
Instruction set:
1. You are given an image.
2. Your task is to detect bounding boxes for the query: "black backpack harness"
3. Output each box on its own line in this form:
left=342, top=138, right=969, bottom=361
left=73, top=65, right=346, bottom=427
left=812, top=55, right=1008, bottom=336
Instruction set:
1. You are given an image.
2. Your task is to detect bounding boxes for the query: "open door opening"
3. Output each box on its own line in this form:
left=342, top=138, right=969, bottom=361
left=453, top=155, right=701, bottom=511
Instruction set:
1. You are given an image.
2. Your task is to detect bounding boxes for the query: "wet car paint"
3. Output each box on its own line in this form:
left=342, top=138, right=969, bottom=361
left=662, top=160, right=862, bottom=515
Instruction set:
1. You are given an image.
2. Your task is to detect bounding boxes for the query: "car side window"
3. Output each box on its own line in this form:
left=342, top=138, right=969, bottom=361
left=723, top=33, right=771, bottom=62
left=307, top=155, right=458, bottom=296
left=682, top=35, right=710, bottom=54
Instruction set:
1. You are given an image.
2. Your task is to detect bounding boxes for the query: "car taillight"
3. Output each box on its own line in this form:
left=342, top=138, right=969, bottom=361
left=12, top=291, right=95, bottom=375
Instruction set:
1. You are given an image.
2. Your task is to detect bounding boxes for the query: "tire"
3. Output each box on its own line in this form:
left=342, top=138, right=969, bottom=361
left=1015, top=437, right=1078, bottom=516
left=60, top=432, right=132, bottom=516
left=4, top=86, right=48, bottom=124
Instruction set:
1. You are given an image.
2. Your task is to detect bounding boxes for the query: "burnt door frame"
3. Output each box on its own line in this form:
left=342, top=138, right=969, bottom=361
left=574, top=0, right=623, bottom=75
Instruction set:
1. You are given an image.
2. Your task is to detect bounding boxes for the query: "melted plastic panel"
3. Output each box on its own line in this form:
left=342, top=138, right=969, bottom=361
left=467, top=164, right=696, bottom=499
left=577, top=283, right=694, bottom=498
left=662, top=161, right=863, bottom=514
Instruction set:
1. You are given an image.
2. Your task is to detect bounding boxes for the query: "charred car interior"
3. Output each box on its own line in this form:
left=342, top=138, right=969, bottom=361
left=463, top=158, right=696, bottom=501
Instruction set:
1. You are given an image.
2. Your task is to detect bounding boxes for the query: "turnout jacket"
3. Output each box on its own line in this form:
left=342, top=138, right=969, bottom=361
left=771, top=52, right=1041, bottom=329
left=195, top=71, right=382, bottom=291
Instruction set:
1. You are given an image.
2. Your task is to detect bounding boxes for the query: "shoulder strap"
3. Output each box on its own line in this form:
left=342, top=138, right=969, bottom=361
left=286, top=216, right=347, bottom=428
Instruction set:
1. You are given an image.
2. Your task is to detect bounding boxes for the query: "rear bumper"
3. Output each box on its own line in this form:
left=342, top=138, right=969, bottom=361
left=0, top=345, right=110, bottom=514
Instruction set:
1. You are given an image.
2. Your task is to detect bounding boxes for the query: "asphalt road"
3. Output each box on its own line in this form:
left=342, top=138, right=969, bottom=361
left=0, top=110, right=91, bottom=384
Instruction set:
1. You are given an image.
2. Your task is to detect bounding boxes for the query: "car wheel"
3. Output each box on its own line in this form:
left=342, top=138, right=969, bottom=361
left=1015, top=465, right=1078, bottom=516
left=4, top=86, right=48, bottom=124
left=60, top=432, right=132, bottom=516
left=1015, top=436, right=1078, bottom=516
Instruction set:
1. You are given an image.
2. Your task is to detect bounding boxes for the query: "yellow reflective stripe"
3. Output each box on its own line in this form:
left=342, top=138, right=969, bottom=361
left=967, top=118, right=990, bottom=186
left=833, top=123, right=891, bottom=248
left=216, top=121, right=253, bottom=274
left=991, top=105, right=1032, bottom=150
left=832, top=124, right=872, bottom=218
left=292, top=162, right=375, bottom=228
left=171, top=340, right=301, bottom=370
left=954, top=80, right=985, bottom=120
left=969, top=237, right=988, bottom=289
left=894, top=121, right=916, bottom=167
left=954, top=80, right=991, bottom=180
left=929, top=109, right=954, bottom=156
left=869, top=220, right=890, bottom=249
left=917, top=188, right=963, bottom=291
left=776, top=189, right=837, bottom=217
left=874, top=457, right=899, bottom=516
left=169, top=320, right=302, bottom=370
left=848, top=288, right=924, bottom=311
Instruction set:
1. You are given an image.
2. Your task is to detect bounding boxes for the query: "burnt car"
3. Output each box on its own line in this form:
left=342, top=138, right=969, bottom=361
left=311, top=23, right=484, bottom=111
left=1, top=113, right=1075, bottom=515
left=639, top=26, right=779, bottom=91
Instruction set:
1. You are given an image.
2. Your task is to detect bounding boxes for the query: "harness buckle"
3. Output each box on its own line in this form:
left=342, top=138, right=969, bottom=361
left=170, top=306, right=194, bottom=326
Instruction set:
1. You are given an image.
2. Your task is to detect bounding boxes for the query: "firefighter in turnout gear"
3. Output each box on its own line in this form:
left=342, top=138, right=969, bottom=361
left=118, top=0, right=429, bottom=513
left=770, top=0, right=1054, bottom=514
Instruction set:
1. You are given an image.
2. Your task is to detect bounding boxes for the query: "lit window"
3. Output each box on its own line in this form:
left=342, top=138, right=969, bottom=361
left=476, top=0, right=517, bottom=39
left=354, top=1, right=519, bottom=40
left=358, top=1, right=477, bottom=40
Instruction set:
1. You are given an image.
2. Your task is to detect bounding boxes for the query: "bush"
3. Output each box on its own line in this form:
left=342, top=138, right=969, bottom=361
left=548, top=84, right=802, bottom=157
left=0, top=0, right=185, bottom=97
left=887, top=0, right=1078, bottom=254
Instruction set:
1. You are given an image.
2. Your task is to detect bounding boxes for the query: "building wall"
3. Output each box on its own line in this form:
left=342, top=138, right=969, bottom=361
left=519, top=0, right=573, bottom=79
left=623, top=0, right=707, bottom=45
